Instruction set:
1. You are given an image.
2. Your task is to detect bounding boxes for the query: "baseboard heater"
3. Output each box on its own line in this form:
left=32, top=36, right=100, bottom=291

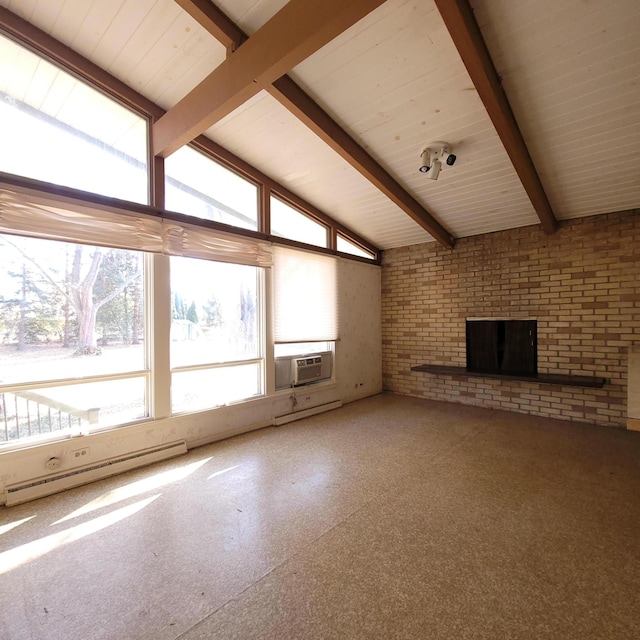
left=274, top=400, right=342, bottom=427
left=4, top=441, right=187, bottom=507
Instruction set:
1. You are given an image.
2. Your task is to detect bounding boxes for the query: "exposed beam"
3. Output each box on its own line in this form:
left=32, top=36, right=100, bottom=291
left=434, top=0, right=558, bottom=234
left=268, top=77, right=454, bottom=249
left=154, top=0, right=386, bottom=158
left=173, top=0, right=245, bottom=52
left=173, top=1, right=455, bottom=248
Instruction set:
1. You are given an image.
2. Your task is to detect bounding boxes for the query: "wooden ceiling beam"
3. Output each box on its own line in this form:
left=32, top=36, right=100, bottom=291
left=173, top=0, right=245, bottom=52
left=268, top=76, right=454, bottom=248
left=434, top=0, right=558, bottom=234
left=173, top=0, right=455, bottom=248
left=154, top=0, right=386, bottom=158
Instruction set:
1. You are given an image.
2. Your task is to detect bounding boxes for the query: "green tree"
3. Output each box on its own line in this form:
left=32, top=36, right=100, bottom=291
left=172, top=292, right=186, bottom=320
left=5, top=256, right=64, bottom=349
left=186, top=301, right=199, bottom=325
left=202, top=295, right=223, bottom=328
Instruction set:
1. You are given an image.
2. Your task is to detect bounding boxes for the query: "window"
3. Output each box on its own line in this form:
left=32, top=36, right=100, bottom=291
left=165, top=146, right=259, bottom=231
left=337, top=234, right=376, bottom=260
left=0, top=233, right=148, bottom=444
left=170, top=256, right=263, bottom=413
left=0, top=35, right=148, bottom=204
left=270, top=196, right=328, bottom=248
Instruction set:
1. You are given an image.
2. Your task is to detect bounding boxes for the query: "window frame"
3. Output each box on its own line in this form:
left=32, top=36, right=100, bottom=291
left=164, top=143, right=261, bottom=232
left=168, top=256, right=266, bottom=415
left=269, top=193, right=330, bottom=249
left=0, top=242, right=153, bottom=448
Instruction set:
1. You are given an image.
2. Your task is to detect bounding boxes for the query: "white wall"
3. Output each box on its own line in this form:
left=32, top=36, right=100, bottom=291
left=0, top=258, right=382, bottom=503
left=337, top=258, right=382, bottom=402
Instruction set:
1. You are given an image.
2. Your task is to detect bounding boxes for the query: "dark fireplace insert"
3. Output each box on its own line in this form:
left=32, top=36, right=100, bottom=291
left=466, top=318, right=537, bottom=376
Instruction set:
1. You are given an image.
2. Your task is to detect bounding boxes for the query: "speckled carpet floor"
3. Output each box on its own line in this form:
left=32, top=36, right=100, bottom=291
left=1, top=393, right=639, bottom=640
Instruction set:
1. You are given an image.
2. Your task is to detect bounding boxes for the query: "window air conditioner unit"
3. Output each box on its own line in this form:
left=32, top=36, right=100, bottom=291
left=275, top=351, right=332, bottom=389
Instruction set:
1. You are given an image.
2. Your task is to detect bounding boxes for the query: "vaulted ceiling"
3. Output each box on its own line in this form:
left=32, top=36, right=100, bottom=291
left=1, top=0, right=639, bottom=250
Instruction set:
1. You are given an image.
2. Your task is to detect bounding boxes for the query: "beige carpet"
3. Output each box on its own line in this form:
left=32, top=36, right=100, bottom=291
left=1, top=393, right=639, bottom=639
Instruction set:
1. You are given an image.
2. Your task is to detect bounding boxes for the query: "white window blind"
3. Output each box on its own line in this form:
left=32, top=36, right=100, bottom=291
left=0, top=184, right=272, bottom=267
left=0, top=185, right=163, bottom=252
left=273, top=246, right=338, bottom=343
left=162, top=220, right=271, bottom=267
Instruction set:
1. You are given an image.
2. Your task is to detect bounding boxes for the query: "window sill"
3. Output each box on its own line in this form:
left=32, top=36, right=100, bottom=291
left=410, top=365, right=606, bottom=388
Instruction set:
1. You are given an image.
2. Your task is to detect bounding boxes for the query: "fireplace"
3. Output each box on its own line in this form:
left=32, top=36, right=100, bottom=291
left=466, top=318, right=537, bottom=376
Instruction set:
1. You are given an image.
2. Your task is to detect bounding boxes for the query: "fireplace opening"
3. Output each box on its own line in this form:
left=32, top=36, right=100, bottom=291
left=466, top=318, right=537, bottom=376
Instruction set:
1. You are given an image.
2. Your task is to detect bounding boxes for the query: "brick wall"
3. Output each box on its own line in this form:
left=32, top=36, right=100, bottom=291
left=381, top=211, right=640, bottom=427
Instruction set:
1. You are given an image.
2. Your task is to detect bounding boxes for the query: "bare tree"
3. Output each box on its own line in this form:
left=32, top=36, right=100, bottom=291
left=0, top=237, right=142, bottom=355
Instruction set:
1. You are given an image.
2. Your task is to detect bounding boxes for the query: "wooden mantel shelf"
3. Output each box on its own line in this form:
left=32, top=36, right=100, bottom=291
left=411, top=364, right=606, bottom=388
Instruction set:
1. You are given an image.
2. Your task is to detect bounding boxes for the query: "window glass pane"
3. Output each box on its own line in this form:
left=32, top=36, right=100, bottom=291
left=170, top=257, right=259, bottom=368
left=0, top=377, right=148, bottom=445
left=0, top=35, right=148, bottom=203
left=0, top=234, right=146, bottom=384
left=172, top=364, right=261, bottom=414
left=270, top=197, right=328, bottom=248
left=337, top=235, right=375, bottom=259
left=165, top=146, right=258, bottom=231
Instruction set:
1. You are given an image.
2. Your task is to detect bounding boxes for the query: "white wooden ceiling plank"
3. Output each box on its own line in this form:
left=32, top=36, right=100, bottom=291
left=511, top=33, right=640, bottom=93
left=30, top=0, right=65, bottom=32
left=3, top=0, right=37, bottom=22
left=477, top=4, right=635, bottom=70
left=69, top=0, right=126, bottom=58
left=509, top=65, right=640, bottom=123
left=91, top=0, right=157, bottom=76
left=152, top=38, right=226, bottom=109
left=215, top=0, right=288, bottom=35
left=47, top=0, right=92, bottom=50
left=133, top=22, right=221, bottom=101
left=293, top=0, right=446, bottom=90
left=107, top=1, right=181, bottom=79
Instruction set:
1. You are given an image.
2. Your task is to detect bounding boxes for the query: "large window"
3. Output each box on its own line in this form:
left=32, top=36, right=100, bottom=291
left=170, top=256, right=263, bottom=413
left=0, top=35, right=148, bottom=204
left=0, top=234, right=148, bottom=444
left=165, top=146, right=259, bottom=231
left=0, top=24, right=375, bottom=451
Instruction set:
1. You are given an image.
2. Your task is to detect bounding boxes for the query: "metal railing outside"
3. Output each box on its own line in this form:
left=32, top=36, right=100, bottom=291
left=0, top=391, right=99, bottom=443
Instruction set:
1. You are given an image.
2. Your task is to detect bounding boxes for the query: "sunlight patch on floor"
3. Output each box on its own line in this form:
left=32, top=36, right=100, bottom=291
left=0, top=495, right=159, bottom=575
left=53, top=457, right=212, bottom=525
left=0, top=515, right=36, bottom=536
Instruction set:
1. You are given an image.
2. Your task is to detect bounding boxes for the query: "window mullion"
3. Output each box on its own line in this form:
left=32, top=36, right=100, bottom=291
left=150, top=253, right=171, bottom=420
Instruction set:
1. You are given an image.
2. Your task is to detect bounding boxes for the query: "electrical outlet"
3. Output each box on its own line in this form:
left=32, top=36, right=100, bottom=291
left=72, top=447, right=90, bottom=459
